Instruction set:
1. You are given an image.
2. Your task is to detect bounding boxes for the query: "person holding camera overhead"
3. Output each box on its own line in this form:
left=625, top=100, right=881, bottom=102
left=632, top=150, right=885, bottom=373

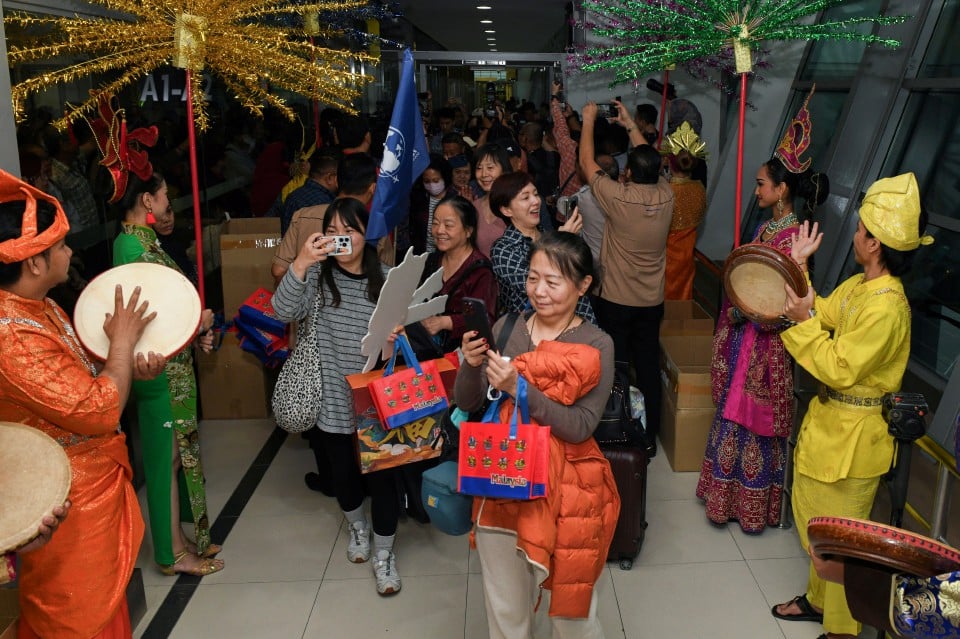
left=579, top=99, right=673, bottom=456
left=771, top=173, right=933, bottom=639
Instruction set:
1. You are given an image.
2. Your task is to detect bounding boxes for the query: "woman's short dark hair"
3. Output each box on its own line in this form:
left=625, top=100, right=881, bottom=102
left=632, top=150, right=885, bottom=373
left=529, top=231, right=599, bottom=296
left=116, top=172, right=165, bottom=216
left=489, top=172, right=534, bottom=226
left=764, top=158, right=830, bottom=221
left=0, top=199, right=57, bottom=286
left=435, top=195, right=478, bottom=249
left=319, top=198, right=384, bottom=306
left=865, top=209, right=929, bottom=277
left=472, top=143, right=512, bottom=179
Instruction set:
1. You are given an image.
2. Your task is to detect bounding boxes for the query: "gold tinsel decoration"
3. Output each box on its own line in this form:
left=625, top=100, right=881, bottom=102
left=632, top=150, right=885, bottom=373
left=7, top=0, right=376, bottom=131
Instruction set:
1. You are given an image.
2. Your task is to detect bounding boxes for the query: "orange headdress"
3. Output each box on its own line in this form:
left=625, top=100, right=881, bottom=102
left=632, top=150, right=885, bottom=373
left=774, top=85, right=815, bottom=174
left=0, top=170, right=70, bottom=263
left=87, top=94, right=159, bottom=204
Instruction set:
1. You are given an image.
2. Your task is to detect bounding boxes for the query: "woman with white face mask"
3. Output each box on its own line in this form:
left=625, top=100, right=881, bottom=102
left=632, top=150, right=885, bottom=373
left=407, top=154, right=455, bottom=254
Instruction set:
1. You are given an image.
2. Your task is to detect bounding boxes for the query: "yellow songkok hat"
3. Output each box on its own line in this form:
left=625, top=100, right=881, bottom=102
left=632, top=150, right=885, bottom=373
left=860, top=172, right=934, bottom=251
left=0, top=169, right=70, bottom=264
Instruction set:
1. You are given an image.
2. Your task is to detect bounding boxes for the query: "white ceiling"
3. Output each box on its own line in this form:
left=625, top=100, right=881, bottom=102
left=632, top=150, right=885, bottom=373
left=397, top=0, right=571, bottom=53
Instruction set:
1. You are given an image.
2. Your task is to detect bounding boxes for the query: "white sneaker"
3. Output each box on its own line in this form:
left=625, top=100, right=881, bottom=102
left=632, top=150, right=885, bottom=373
left=346, top=521, right=370, bottom=563
left=372, top=550, right=401, bottom=595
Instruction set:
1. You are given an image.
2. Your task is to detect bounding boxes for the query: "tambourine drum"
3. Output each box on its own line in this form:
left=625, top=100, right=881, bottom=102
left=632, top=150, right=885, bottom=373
left=722, top=243, right=808, bottom=324
left=808, top=516, right=960, bottom=577
left=73, top=262, right=202, bottom=360
left=0, top=422, right=72, bottom=553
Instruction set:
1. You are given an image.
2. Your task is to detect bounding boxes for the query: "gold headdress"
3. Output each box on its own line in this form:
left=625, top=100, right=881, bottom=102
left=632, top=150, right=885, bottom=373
left=660, top=121, right=708, bottom=159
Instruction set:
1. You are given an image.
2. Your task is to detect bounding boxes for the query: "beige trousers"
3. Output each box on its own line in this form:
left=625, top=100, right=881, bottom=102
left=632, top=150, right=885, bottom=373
left=475, top=527, right=604, bottom=639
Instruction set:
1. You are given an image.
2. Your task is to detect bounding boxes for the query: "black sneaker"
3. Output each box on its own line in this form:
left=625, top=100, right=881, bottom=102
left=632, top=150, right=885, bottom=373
left=304, top=472, right=336, bottom=497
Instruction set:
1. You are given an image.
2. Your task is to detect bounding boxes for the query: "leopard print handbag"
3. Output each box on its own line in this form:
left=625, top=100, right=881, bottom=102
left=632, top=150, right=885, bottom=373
left=272, top=297, right=322, bottom=433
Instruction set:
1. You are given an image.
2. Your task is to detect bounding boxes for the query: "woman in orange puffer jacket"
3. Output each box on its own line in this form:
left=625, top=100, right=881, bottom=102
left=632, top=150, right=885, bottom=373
left=454, top=231, right=619, bottom=639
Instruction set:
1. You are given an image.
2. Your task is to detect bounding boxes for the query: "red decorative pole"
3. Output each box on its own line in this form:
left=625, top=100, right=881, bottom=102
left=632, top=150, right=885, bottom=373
left=733, top=71, right=748, bottom=249
left=184, top=69, right=206, bottom=303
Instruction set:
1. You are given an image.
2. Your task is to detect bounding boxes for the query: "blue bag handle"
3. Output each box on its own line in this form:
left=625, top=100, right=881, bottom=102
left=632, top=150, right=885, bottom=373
left=384, top=334, right=424, bottom=377
left=480, top=375, right=531, bottom=440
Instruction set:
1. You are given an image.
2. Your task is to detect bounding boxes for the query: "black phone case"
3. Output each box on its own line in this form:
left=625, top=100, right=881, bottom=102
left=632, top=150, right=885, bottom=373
left=462, top=297, right=495, bottom=347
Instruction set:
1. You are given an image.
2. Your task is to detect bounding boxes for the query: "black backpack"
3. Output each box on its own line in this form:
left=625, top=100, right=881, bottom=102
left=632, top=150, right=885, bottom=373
left=594, top=364, right=644, bottom=446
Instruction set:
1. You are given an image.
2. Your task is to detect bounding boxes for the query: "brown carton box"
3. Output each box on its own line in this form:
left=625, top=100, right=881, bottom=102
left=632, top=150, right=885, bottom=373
left=197, top=332, right=271, bottom=419
left=220, top=218, right=281, bottom=320
left=660, top=335, right=713, bottom=409
left=660, top=300, right=714, bottom=337
left=660, top=383, right=714, bottom=472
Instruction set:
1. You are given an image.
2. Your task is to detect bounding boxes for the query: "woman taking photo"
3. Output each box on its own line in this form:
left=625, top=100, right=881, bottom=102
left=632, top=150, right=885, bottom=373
left=696, top=102, right=829, bottom=533
left=113, top=173, right=222, bottom=576
left=271, top=198, right=404, bottom=596
left=406, top=195, right=497, bottom=358
left=454, top=232, right=618, bottom=639
left=489, top=172, right=593, bottom=322
left=472, top=143, right=511, bottom=257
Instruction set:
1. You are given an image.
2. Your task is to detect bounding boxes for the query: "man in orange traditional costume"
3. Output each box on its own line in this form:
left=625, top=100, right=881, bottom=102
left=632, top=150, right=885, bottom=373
left=0, top=169, right=161, bottom=639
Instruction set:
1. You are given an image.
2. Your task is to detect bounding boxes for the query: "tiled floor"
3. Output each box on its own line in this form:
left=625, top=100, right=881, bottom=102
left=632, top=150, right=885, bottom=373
left=131, top=419, right=875, bottom=639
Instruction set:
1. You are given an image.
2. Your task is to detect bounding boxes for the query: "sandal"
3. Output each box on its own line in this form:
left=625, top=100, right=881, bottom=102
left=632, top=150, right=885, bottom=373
left=159, top=550, right=225, bottom=577
left=184, top=539, right=222, bottom=558
left=771, top=594, right=823, bottom=623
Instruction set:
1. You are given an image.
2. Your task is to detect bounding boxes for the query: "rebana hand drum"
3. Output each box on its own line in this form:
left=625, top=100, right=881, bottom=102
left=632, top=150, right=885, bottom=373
left=0, top=422, right=72, bottom=553
left=73, top=262, right=201, bottom=360
left=723, top=243, right=807, bottom=325
left=808, top=516, right=960, bottom=577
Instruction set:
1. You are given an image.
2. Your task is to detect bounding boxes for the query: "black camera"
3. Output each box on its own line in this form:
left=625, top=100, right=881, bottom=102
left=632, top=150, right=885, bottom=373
left=882, top=392, right=929, bottom=442
left=646, top=78, right=677, bottom=100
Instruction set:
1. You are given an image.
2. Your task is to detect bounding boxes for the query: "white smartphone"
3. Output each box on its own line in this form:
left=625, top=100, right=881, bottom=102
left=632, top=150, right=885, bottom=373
left=328, top=235, right=353, bottom=256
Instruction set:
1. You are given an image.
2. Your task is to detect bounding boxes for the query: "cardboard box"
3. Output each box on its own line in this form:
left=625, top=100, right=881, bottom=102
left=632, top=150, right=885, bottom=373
left=661, top=300, right=714, bottom=337
left=197, top=332, right=272, bottom=419
left=660, top=382, right=715, bottom=472
left=220, top=218, right=281, bottom=320
left=660, top=335, right=713, bottom=409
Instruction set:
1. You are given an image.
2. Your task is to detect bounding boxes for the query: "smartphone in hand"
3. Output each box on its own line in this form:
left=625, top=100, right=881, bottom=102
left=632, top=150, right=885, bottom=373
left=462, top=297, right=495, bottom=349
left=329, top=235, right=353, bottom=256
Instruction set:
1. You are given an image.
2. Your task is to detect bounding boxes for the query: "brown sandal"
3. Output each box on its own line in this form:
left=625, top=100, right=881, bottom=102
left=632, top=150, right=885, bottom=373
left=159, top=551, right=224, bottom=577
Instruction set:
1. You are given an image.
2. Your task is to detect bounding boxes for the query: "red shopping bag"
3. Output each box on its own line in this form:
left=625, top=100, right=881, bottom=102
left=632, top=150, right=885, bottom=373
left=368, top=334, right=450, bottom=430
left=458, top=376, right=550, bottom=500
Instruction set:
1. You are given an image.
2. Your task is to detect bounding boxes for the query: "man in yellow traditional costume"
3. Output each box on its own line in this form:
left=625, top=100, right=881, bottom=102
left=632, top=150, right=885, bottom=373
left=771, top=172, right=934, bottom=639
left=0, top=170, right=162, bottom=639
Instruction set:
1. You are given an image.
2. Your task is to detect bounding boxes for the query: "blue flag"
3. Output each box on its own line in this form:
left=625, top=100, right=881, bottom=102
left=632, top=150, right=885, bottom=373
left=366, top=48, right=430, bottom=243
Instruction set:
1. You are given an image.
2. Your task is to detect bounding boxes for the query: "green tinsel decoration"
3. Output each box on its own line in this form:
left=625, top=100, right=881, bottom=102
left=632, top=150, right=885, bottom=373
left=581, top=0, right=908, bottom=85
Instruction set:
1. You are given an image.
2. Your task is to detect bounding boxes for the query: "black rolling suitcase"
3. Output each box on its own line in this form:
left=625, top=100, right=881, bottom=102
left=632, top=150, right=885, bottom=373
left=602, top=445, right=649, bottom=570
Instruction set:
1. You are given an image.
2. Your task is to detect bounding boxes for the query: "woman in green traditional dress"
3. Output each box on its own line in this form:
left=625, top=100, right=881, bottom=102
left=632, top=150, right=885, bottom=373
left=113, top=173, right=224, bottom=576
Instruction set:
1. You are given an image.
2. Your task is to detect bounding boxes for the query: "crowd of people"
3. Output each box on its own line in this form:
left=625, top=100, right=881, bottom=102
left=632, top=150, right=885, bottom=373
left=2, top=80, right=953, bottom=639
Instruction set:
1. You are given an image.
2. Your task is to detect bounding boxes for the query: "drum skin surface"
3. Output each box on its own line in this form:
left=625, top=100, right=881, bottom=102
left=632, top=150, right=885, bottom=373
left=73, top=262, right=201, bottom=360
left=723, top=243, right=808, bottom=324
left=0, top=422, right=72, bottom=553
left=808, top=516, right=960, bottom=577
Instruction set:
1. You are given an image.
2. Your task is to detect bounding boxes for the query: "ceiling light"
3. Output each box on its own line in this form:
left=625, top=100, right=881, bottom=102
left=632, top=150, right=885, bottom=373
left=480, top=19, right=492, bottom=24
left=485, top=30, right=496, bottom=33
left=487, top=37, right=496, bottom=41
left=477, top=5, right=492, bottom=9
